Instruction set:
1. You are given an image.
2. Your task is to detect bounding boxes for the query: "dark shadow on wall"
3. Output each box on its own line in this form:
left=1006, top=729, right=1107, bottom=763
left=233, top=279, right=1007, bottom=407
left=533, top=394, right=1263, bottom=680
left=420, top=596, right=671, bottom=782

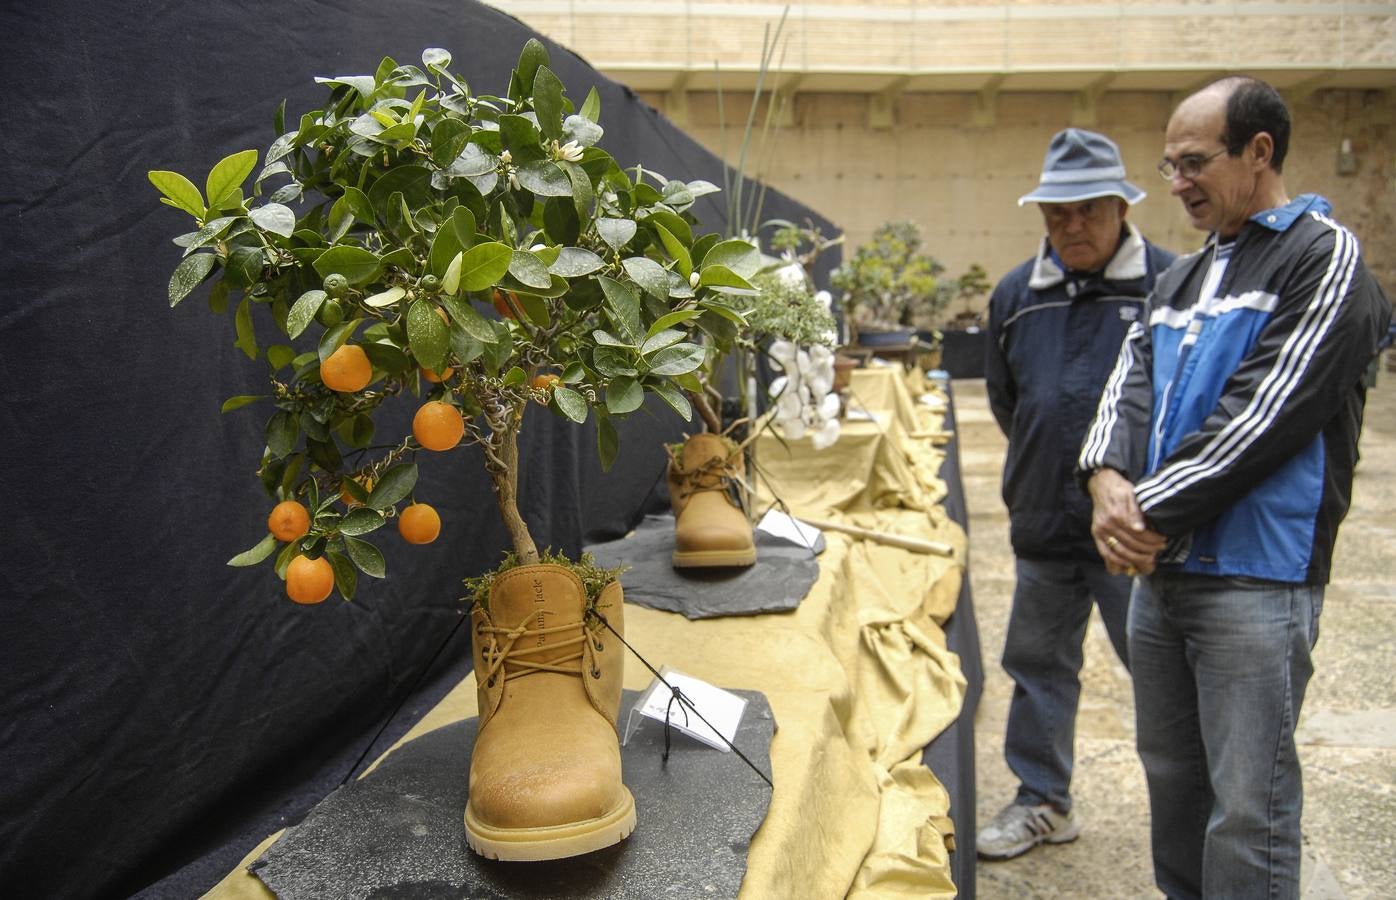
left=0, top=2, right=838, bottom=897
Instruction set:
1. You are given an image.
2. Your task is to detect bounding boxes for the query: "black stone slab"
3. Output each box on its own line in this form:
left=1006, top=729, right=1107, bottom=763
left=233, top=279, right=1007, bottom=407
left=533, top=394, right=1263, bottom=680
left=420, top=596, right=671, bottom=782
left=584, top=515, right=821, bottom=619
left=250, top=689, right=775, bottom=899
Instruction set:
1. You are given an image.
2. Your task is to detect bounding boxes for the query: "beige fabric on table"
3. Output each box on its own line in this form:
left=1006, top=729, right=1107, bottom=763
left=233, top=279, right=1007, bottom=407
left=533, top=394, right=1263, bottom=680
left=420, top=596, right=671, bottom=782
left=204, top=365, right=966, bottom=900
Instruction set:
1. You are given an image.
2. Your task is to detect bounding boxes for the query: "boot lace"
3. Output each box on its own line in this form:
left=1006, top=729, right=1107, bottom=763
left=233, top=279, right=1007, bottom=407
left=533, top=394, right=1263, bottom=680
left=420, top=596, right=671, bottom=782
left=477, top=617, right=590, bottom=687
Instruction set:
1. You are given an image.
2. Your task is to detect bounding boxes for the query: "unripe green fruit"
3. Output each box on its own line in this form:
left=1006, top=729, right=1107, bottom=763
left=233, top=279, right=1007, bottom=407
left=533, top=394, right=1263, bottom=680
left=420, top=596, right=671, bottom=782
left=315, top=298, right=344, bottom=326
left=322, top=273, right=349, bottom=298
left=419, top=274, right=440, bottom=293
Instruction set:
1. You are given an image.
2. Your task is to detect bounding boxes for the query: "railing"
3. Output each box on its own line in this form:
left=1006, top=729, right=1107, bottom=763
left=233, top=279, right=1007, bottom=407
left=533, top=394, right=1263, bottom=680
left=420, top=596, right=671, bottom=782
left=485, top=1, right=1396, bottom=81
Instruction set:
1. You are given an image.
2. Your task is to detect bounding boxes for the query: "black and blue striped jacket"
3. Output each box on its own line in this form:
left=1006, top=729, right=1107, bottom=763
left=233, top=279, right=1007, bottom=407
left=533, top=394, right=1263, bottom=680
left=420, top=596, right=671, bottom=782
left=986, top=223, right=1175, bottom=561
left=1079, top=194, right=1391, bottom=583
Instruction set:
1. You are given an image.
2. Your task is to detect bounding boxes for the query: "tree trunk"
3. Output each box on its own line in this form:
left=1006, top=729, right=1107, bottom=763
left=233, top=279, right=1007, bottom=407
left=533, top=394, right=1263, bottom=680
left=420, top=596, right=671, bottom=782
left=488, top=405, right=539, bottom=565
left=689, top=390, right=722, bottom=434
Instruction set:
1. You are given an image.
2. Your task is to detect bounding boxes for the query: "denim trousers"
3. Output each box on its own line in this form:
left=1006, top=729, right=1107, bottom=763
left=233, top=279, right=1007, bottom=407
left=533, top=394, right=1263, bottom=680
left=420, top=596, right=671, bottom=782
left=1003, top=556, right=1133, bottom=813
left=1129, top=572, right=1323, bottom=900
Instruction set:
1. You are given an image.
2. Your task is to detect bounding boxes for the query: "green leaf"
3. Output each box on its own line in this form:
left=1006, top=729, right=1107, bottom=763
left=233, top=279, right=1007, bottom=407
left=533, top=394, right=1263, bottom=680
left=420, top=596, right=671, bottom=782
left=287, top=289, right=326, bottom=338
left=516, top=39, right=549, bottom=99
left=339, top=507, right=386, bottom=536
left=648, top=380, right=693, bottom=421
left=592, top=330, right=632, bottom=348
left=647, top=309, right=702, bottom=337
left=339, top=413, right=375, bottom=448
left=701, top=239, right=762, bottom=278
left=364, top=285, right=406, bottom=308
left=343, top=186, right=375, bottom=223
left=503, top=366, right=527, bottom=387
left=148, top=170, right=205, bottom=218
left=645, top=209, right=693, bottom=246
left=266, top=409, right=299, bottom=458
left=227, top=533, right=278, bottom=567
left=441, top=250, right=464, bottom=295
left=549, top=246, right=604, bottom=277
left=451, top=206, right=478, bottom=247
left=596, top=411, right=619, bottom=471
left=580, top=86, right=601, bottom=124
left=605, top=375, right=643, bottom=415
left=508, top=249, right=552, bottom=289
left=407, top=299, right=450, bottom=371
left=597, top=275, right=642, bottom=344
left=268, top=344, right=296, bottom=371
left=641, top=328, right=686, bottom=356
left=514, top=292, right=552, bottom=326
left=344, top=536, right=386, bottom=578
left=515, top=161, right=572, bottom=197
left=168, top=252, right=217, bottom=306
left=621, top=257, right=670, bottom=302
left=234, top=294, right=258, bottom=360
left=249, top=203, right=295, bottom=237
left=368, top=463, right=418, bottom=511
left=441, top=294, right=496, bottom=342
left=646, top=342, right=705, bottom=376
left=423, top=47, right=453, bottom=71
left=697, top=264, right=756, bottom=292
left=458, top=242, right=514, bottom=292
left=562, top=114, right=603, bottom=148
left=313, top=246, right=381, bottom=285
left=653, top=222, right=691, bottom=280
left=221, top=395, right=266, bottom=413
left=551, top=385, right=588, bottom=423
left=317, top=319, right=361, bottom=362
left=592, top=346, right=638, bottom=378
left=327, top=551, right=358, bottom=600
left=596, top=217, right=636, bottom=252
left=532, top=66, right=564, bottom=142
left=429, top=225, right=464, bottom=279
left=206, top=149, right=258, bottom=209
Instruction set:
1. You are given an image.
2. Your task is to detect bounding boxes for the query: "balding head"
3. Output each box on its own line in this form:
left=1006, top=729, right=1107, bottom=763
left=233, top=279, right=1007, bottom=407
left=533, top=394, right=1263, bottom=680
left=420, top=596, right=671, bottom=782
left=1191, top=76, right=1291, bottom=173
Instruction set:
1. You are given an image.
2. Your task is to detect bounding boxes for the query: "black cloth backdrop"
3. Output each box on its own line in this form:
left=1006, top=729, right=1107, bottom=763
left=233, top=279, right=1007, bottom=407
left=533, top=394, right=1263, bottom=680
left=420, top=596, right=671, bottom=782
left=0, top=2, right=839, bottom=897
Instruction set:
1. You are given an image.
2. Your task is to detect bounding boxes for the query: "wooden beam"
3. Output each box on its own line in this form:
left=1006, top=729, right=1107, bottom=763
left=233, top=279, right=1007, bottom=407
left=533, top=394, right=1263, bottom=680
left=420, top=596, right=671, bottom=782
left=868, top=76, right=910, bottom=129
left=972, top=74, right=1007, bottom=127
left=1070, top=72, right=1117, bottom=127
left=665, top=70, right=692, bottom=126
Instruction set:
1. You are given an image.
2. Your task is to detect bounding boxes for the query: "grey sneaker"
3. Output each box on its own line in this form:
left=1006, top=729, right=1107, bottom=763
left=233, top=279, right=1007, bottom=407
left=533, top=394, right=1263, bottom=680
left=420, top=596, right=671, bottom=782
left=977, top=802, right=1081, bottom=860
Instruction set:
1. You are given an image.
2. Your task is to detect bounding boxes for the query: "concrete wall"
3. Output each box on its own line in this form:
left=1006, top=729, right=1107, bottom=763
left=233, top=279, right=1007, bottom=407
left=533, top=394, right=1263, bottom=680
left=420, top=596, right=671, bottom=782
left=637, top=87, right=1395, bottom=314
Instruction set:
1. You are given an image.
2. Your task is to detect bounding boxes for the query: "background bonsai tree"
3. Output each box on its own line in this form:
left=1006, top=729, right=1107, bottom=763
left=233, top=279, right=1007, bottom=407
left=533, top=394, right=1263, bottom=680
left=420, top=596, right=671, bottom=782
left=149, top=42, right=756, bottom=600
left=830, top=220, right=942, bottom=343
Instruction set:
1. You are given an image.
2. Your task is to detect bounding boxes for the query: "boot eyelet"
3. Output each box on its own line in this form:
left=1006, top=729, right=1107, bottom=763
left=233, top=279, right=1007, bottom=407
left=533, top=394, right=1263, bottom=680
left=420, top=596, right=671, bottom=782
left=593, top=639, right=604, bottom=652
left=590, top=665, right=601, bottom=679
left=486, top=675, right=497, bottom=687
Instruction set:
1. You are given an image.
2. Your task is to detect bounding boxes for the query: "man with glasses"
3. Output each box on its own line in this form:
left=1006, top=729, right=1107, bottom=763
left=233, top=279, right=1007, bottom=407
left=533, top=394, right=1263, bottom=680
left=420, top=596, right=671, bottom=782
left=1080, top=76, right=1390, bottom=899
left=979, top=128, right=1174, bottom=860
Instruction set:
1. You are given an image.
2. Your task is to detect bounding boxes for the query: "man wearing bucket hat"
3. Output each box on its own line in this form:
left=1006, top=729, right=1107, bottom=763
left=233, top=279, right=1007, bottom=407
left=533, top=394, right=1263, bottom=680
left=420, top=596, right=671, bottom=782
left=980, top=128, right=1174, bottom=860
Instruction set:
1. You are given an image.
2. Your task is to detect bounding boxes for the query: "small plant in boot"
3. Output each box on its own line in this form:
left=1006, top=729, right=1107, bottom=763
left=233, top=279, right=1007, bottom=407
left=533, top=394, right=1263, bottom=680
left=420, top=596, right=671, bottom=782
left=149, top=42, right=756, bottom=860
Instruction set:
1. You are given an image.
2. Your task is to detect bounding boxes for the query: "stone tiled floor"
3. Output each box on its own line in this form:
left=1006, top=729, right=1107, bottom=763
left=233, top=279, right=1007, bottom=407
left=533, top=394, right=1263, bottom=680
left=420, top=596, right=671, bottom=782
left=955, top=374, right=1396, bottom=900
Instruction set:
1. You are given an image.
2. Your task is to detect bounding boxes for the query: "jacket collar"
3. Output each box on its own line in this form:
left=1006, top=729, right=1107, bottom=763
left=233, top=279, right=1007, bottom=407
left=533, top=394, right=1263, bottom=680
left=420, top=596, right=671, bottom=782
left=1028, top=221, right=1148, bottom=290
left=1249, top=192, right=1330, bottom=232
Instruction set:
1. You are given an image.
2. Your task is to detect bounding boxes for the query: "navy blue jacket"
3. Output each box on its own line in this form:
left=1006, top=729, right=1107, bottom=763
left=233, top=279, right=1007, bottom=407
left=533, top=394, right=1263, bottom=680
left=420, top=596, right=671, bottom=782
left=987, top=224, right=1175, bottom=561
left=1079, top=195, right=1391, bottom=583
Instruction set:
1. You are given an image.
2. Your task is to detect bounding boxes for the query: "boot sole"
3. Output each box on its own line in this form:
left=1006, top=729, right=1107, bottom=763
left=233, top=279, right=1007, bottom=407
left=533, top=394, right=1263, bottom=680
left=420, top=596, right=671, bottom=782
left=671, top=547, right=757, bottom=568
left=465, top=788, right=637, bottom=861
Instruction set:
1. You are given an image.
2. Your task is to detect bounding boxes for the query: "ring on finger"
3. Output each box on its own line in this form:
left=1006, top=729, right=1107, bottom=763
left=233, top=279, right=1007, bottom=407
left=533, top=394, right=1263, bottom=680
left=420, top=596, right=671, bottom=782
left=1106, top=536, right=1120, bottom=548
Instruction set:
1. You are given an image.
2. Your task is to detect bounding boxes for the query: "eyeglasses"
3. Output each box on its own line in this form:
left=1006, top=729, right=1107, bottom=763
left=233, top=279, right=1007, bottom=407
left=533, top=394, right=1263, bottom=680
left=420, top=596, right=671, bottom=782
left=1157, top=148, right=1227, bottom=180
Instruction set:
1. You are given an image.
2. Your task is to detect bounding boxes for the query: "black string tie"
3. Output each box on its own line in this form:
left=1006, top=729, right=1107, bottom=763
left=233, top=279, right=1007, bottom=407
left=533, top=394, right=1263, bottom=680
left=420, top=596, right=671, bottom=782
left=662, top=686, right=690, bottom=764
left=589, top=610, right=774, bottom=789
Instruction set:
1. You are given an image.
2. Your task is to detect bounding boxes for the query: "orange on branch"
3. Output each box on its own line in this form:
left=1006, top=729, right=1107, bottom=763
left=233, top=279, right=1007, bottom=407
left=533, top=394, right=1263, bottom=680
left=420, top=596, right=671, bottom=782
left=398, top=503, right=442, bottom=545
left=320, top=344, right=372, bottom=393
left=266, top=500, right=310, bottom=542
left=492, top=289, right=518, bottom=319
left=421, top=365, right=455, bottom=383
left=531, top=373, right=561, bottom=391
left=413, top=400, right=464, bottom=451
left=286, top=554, right=334, bottom=604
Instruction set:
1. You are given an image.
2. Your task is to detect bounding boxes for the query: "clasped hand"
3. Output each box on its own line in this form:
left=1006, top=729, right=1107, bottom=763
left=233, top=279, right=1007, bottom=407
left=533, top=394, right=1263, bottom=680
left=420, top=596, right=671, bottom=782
left=1087, top=468, right=1167, bottom=576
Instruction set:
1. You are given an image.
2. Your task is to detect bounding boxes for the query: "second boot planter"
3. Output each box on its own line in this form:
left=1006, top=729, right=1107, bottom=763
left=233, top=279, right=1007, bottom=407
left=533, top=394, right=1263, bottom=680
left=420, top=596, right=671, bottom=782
left=667, top=433, right=757, bottom=568
left=465, top=563, right=636, bottom=861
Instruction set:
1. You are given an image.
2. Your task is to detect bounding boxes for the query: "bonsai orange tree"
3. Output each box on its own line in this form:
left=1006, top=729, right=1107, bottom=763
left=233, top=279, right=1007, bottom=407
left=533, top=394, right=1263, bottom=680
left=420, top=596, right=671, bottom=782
left=150, top=42, right=757, bottom=599
left=150, top=42, right=761, bottom=860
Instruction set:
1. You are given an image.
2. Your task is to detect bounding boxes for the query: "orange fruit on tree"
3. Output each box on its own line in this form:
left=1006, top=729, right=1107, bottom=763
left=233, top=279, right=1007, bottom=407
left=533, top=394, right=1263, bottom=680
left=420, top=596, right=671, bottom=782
left=398, top=503, right=442, bottom=545
left=531, top=373, right=561, bottom=391
left=492, top=289, right=518, bottom=319
left=267, top=499, right=310, bottom=542
left=321, top=344, right=372, bottom=392
left=413, top=400, right=464, bottom=451
left=286, top=554, right=334, bottom=604
left=421, top=365, right=455, bottom=383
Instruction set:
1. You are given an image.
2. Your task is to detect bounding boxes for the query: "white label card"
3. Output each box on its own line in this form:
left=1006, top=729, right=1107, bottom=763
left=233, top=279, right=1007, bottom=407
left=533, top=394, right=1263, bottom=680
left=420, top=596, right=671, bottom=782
left=634, top=667, right=747, bottom=752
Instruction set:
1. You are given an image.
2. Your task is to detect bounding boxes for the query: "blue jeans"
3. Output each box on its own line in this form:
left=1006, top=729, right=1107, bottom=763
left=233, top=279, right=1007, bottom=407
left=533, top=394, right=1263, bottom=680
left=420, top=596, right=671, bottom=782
left=1130, top=572, right=1323, bottom=900
left=1003, top=556, right=1132, bottom=813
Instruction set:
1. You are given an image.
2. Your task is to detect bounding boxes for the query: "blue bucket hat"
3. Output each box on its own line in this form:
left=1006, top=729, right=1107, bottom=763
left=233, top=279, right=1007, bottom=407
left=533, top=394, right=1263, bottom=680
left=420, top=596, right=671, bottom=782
left=1017, top=128, right=1145, bottom=206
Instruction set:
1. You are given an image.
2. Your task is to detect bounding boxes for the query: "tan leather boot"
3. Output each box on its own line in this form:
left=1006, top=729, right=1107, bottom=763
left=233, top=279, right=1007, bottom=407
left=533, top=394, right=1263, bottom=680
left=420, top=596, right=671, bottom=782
left=465, top=563, right=635, bottom=860
left=669, top=433, right=757, bottom=568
